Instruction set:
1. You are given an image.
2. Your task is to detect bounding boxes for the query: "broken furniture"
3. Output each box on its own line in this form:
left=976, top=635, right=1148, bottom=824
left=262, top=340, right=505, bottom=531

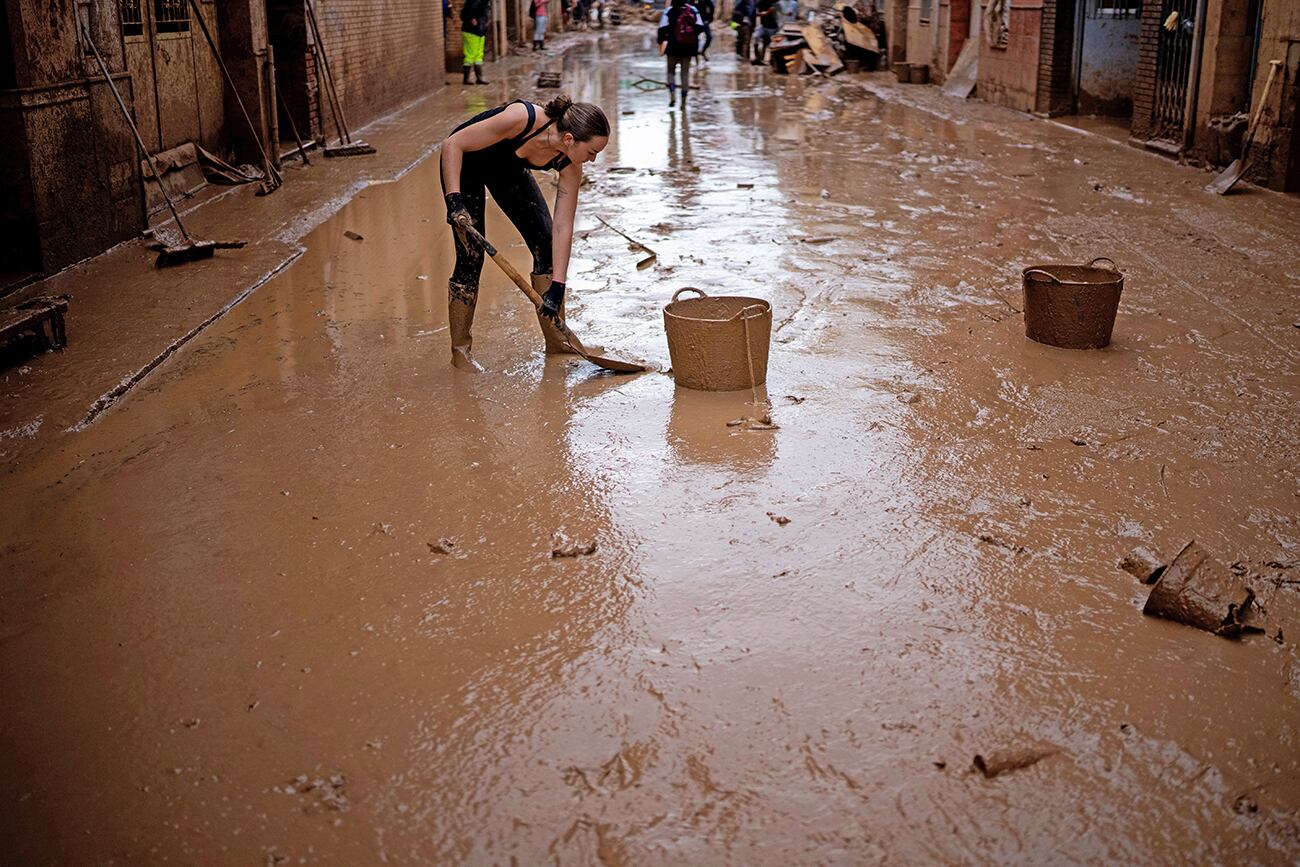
left=0, top=295, right=69, bottom=352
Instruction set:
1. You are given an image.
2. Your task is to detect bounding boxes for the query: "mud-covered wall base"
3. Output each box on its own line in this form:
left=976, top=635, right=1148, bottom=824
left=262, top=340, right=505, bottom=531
left=0, top=77, right=143, bottom=276
left=978, top=1, right=1043, bottom=113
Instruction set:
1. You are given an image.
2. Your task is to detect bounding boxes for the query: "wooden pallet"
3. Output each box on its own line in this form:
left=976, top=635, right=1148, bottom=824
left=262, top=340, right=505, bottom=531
left=0, top=295, right=69, bottom=351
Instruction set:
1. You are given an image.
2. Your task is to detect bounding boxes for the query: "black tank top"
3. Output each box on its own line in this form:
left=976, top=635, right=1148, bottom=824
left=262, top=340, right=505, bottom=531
left=451, top=100, right=572, bottom=172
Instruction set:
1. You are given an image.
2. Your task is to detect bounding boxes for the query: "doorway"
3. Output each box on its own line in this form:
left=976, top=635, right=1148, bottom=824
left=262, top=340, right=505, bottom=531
left=267, top=0, right=315, bottom=151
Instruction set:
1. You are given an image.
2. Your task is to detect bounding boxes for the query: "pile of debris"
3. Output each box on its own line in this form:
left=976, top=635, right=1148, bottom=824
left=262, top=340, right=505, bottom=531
left=767, top=2, right=885, bottom=75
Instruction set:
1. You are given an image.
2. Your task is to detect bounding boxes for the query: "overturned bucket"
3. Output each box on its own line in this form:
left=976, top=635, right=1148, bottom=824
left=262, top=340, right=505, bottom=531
left=1022, top=257, right=1124, bottom=349
left=664, top=288, right=772, bottom=392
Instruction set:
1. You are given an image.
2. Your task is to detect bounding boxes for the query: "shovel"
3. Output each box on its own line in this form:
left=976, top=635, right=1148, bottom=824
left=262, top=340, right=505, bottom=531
left=459, top=225, right=647, bottom=374
left=1206, top=60, right=1281, bottom=195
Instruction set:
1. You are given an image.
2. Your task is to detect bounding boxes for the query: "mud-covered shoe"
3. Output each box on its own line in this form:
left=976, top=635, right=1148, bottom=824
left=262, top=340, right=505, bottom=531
left=448, top=282, right=484, bottom=372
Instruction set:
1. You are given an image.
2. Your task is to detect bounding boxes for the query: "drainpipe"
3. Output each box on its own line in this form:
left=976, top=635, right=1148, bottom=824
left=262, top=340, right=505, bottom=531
left=1180, top=0, right=1209, bottom=154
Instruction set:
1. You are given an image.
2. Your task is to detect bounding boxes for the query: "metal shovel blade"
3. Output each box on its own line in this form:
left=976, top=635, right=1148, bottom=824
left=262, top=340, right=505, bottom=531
left=1204, top=159, right=1242, bottom=195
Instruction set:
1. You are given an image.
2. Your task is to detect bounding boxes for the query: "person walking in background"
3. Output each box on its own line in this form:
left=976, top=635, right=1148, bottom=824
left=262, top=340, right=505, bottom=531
left=658, top=0, right=705, bottom=109
left=751, top=0, right=778, bottom=65
left=461, top=0, right=491, bottom=84
left=530, top=0, right=548, bottom=48
left=732, top=0, right=755, bottom=60
left=695, top=0, right=716, bottom=60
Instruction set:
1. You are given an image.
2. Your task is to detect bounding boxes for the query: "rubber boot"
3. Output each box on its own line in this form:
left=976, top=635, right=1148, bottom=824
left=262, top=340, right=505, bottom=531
left=462, top=65, right=472, bottom=84
left=668, top=84, right=676, bottom=107
left=448, top=281, right=484, bottom=371
left=532, top=273, right=571, bottom=354
left=474, top=63, right=489, bottom=84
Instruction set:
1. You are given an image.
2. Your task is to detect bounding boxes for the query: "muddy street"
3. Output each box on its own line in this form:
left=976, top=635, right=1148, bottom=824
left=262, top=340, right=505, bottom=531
left=3, top=28, right=1300, bottom=865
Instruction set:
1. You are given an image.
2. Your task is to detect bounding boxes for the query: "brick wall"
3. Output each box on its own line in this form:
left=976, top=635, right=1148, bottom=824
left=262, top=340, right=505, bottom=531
left=1128, top=0, right=1161, bottom=139
left=976, top=1, right=1043, bottom=113
left=313, top=0, right=444, bottom=128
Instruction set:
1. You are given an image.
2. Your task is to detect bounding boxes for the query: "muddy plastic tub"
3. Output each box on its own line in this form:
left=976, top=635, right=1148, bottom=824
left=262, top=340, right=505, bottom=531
left=664, top=288, right=771, bottom=392
left=1021, top=257, right=1124, bottom=349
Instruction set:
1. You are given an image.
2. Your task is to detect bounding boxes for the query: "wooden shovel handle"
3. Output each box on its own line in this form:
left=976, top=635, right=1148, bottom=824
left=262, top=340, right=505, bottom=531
left=460, top=224, right=545, bottom=307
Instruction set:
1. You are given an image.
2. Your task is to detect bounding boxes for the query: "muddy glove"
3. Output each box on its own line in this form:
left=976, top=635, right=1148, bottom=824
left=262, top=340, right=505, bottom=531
left=540, top=280, right=566, bottom=319
left=444, top=192, right=473, bottom=231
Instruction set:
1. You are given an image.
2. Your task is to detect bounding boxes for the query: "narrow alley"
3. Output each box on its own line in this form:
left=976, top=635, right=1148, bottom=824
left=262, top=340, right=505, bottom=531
left=2, top=17, right=1300, bottom=867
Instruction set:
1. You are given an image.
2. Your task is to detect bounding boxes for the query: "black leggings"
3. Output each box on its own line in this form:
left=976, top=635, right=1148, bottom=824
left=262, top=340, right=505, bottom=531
left=441, top=156, right=553, bottom=295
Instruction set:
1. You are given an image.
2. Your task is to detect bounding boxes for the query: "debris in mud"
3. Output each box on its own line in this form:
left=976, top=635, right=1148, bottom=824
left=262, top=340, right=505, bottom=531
left=1142, top=541, right=1256, bottom=637
left=595, top=215, right=657, bottom=270
left=287, top=773, right=350, bottom=812
left=977, top=533, right=1026, bottom=554
left=551, top=532, right=597, bottom=558
left=727, top=415, right=780, bottom=431
left=343, top=230, right=363, bottom=241
left=897, top=391, right=920, bottom=405
left=607, top=166, right=637, bottom=174
left=427, top=538, right=456, bottom=555
left=372, top=522, right=393, bottom=536
left=1118, top=549, right=1164, bottom=583
left=767, top=512, right=791, bottom=526
left=972, top=745, right=1059, bottom=778
left=785, top=395, right=806, bottom=404
left=737, top=183, right=754, bottom=189
left=801, top=237, right=836, bottom=245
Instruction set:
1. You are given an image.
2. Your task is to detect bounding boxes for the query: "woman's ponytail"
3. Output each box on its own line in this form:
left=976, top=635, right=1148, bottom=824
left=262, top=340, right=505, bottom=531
left=544, top=94, right=609, bottom=141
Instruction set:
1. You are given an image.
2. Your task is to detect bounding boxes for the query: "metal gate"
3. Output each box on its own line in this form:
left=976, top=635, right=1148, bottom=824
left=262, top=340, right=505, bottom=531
left=1149, top=0, right=1198, bottom=142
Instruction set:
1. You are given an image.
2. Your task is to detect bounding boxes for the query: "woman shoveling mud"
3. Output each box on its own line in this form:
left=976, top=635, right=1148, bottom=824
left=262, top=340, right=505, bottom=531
left=440, top=95, right=610, bottom=371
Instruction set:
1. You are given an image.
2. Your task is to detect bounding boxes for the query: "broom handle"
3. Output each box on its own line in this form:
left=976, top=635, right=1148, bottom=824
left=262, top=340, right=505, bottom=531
left=184, top=0, right=281, bottom=186
left=79, top=18, right=192, bottom=241
left=304, top=0, right=353, bottom=145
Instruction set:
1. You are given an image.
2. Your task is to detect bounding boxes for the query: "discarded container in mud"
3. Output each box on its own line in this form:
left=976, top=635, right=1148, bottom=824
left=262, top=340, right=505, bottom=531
left=894, top=63, right=913, bottom=84
left=1143, top=540, right=1254, bottom=638
left=910, top=63, right=930, bottom=84
left=1021, top=257, right=1124, bottom=349
left=664, top=288, right=771, bottom=392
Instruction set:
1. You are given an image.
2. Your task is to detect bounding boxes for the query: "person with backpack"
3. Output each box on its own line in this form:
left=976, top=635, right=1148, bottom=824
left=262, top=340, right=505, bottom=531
left=529, top=0, right=548, bottom=48
left=695, top=0, right=716, bottom=60
left=657, top=0, right=705, bottom=108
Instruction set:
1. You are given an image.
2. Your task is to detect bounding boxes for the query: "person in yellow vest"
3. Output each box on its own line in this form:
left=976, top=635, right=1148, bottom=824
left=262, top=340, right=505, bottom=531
left=461, top=0, right=491, bottom=85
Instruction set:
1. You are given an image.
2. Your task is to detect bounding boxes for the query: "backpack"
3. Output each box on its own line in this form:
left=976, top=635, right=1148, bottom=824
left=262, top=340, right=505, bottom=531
left=673, top=5, right=701, bottom=45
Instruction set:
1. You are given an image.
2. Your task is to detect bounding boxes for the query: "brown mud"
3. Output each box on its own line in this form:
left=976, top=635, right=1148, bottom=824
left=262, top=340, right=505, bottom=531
left=3, top=27, right=1300, bottom=866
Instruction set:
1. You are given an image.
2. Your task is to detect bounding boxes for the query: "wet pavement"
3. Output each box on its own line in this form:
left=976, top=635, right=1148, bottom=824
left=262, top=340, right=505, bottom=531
left=3, top=27, right=1300, bottom=866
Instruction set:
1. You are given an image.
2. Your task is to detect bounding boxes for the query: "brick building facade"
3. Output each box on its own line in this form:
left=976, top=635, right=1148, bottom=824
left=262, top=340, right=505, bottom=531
left=895, top=0, right=1299, bottom=192
left=0, top=0, right=448, bottom=289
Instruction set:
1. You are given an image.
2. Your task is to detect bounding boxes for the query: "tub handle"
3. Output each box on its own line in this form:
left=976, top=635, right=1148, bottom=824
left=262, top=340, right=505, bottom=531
left=672, top=287, right=707, bottom=303
left=1023, top=268, right=1060, bottom=283
left=1087, top=256, right=1118, bottom=270
left=728, top=303, right=768, bottom=322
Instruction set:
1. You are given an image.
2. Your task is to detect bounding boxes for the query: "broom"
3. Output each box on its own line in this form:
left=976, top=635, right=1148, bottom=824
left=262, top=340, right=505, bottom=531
left=304, top=0, right=377, bottom=157
left=80, top=18, right=245, bottom=268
